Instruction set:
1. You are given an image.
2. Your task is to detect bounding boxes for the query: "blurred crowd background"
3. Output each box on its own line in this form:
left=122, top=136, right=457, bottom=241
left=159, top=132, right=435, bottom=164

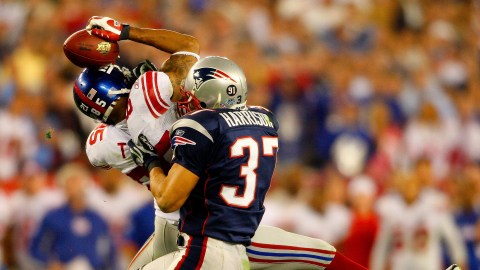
left=0, top=0, right=479, bottom=269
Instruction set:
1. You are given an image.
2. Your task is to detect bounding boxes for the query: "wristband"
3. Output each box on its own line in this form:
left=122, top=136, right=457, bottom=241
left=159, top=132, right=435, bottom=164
left=120, top=24, right=130, bottom=40
left=172, top=51, right=200, bottom=60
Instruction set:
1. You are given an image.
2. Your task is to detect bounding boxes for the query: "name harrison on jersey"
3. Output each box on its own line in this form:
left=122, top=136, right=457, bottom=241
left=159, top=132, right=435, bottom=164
left=219, top=110, right=274, bottom=128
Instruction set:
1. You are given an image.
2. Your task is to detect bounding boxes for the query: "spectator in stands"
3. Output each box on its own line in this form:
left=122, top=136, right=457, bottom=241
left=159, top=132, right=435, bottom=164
left=123, top=201, right=155, bottom=262
left=450, top=165, right=480, bottom=269
left=88, top=168, right=150, bottom=268
left=342, top=175, right=379, bottom=268
left=6, top=161, right=63, bottom=270
left=29, top=163, right=117, bottom=270
left=371, top=170, right=466, bottom=270
left=0, top=189, right=10, bottom=270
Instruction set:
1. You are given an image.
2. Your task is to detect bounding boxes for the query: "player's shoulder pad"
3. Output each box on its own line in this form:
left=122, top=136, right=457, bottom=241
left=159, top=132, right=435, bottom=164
left=85, top=124, right=129, bottom=169
left=247, top=105, right=279, bottom=131
left=170, top=109, right=218, bottom=143
left=135, top=70, right=173, bottom=102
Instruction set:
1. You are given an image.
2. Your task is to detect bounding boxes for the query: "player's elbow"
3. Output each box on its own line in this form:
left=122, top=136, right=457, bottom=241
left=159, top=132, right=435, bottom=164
left=182, top=36, right=200, bottom=54
left=156, top=196, right=181, bottom=213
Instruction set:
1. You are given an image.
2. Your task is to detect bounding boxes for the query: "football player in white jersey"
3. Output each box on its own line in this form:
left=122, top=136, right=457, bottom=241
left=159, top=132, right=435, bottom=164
left=76, top=15, right=369, bottom=270
left=371, top=171, right=466, bottom=270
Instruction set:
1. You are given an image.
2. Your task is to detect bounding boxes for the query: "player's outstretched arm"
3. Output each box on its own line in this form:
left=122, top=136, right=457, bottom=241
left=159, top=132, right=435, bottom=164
left=86, top=16, right=200, bottom=101
left=86, top=16, right=199, bottom=54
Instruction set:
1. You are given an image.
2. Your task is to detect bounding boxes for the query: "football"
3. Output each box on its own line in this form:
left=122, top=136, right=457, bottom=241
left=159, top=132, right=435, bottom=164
left=63, top=29, right=119, bottom=68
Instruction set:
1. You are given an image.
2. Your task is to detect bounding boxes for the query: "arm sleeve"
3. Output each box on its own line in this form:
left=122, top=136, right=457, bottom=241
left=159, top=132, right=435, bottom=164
left=170, top=119, right=214, bottom=177
left=85, top=125, right=144, bottom=176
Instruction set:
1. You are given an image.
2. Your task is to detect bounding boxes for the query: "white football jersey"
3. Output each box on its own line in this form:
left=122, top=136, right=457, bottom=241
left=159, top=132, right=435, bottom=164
left=371, top=192, right=466, bottom=270
left=85, top=121, right=149, bottom=185
left=86, top=71, right=180, bottom=221
left=127, top=71, right=177, bottom=157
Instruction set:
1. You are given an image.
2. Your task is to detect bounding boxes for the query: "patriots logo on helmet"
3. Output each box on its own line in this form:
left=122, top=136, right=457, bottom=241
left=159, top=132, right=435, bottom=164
left=193, top=68, right=237, bottom=90
left=171, top=135, right=196, bottom=147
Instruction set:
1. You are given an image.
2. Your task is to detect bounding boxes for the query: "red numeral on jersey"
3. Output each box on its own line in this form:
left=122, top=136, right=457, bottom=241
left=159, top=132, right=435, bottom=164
left=126, top=98, right=133, bottom=120
left=88, top=124, right=107, bottom=145
left=220, top=136, right=278, bottom=208
left=117, top=142, right=127, bottom=158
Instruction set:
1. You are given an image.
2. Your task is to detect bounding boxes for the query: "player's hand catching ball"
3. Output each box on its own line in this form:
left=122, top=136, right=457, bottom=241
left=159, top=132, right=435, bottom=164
left=128, top=134, right=162, bottom=172
left=86, top=16, right=130, bottom=42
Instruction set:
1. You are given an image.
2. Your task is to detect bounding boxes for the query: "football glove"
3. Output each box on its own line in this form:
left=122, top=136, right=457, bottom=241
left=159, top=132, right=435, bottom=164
left=128, top=134, right=162, bottom=172
left=132, top=59, right=158, bottom=80
left=86, top=16, right=130, bottom=42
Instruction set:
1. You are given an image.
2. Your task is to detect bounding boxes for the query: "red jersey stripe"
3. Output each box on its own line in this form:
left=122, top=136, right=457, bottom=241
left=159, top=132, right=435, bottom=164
left=144, top=72, right=168, bottom=116
left=153, top=72, right=170, bottom=108
left=194, top=237, right=208, bottom=270
left=175, top=236, right=193, bottom=270
left=141, top=74, right=160, bottom=118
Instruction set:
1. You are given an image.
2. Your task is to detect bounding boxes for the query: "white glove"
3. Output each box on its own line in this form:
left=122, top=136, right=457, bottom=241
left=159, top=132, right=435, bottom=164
left=86, top=16, right=130, bottom=42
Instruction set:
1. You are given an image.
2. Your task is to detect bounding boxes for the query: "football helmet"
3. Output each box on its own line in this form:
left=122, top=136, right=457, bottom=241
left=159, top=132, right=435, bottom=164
left=182, top=56, right=247, bottom=111
left=176, top=89, right=202, bottom=117
left=73, top=64, right=131, bottom=124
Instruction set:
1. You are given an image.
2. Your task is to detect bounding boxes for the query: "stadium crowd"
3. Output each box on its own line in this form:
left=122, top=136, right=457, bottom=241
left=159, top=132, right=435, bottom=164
left=0, top=0, right=478, bottom=269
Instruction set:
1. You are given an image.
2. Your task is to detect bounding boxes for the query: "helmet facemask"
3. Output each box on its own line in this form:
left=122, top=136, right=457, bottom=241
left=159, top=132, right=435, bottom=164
left=175, top=88, right=203, bottom=117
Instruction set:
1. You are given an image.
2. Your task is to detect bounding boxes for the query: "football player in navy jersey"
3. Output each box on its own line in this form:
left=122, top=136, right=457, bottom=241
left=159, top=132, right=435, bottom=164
left=129, top=56, right=278, bottom=269
left=78, top=16, right=370, bottom=270
left=128, top=56, right=368, bottom=270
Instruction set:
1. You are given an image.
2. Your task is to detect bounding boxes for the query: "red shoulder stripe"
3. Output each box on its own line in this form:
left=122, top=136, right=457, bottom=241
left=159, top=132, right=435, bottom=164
left=141, top=74, right=160, bottom=118
left=143, top=72, right=168, bottom=116
left=153, top=72, right=170, bottom=108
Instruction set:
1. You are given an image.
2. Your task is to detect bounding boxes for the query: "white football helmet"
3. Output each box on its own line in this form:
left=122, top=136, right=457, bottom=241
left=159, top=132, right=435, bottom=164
left=182, top=56, right=247, bottom=110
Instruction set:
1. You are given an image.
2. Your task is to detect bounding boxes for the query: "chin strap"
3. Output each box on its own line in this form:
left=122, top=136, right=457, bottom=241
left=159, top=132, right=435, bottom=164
left=102, top=99, right=117, bottom=123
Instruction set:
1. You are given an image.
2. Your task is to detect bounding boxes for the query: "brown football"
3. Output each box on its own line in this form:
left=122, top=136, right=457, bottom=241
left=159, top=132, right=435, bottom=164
left=63, top=29, right=119, bottom=68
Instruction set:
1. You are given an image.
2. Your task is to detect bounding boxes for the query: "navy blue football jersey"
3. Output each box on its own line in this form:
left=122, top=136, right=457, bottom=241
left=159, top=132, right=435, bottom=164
left=170, top=106, right=279, bottom=246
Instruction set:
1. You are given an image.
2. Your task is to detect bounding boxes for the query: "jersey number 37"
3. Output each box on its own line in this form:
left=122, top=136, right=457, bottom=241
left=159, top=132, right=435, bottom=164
left=220, top=136, right=278, bottom=208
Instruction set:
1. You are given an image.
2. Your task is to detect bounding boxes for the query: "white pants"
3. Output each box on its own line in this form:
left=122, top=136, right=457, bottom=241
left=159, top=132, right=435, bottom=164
left=129, top=218, right=336, bottom=270
left=248, top=226, right=336, bottom=270
left=142, top=233, right=249, bottom=270
left=128, top=216, right=178, bottom=270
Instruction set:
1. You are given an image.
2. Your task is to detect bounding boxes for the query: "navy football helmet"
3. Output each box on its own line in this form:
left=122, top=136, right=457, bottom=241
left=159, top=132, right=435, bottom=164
left=73, top=64, right=131, bottom=124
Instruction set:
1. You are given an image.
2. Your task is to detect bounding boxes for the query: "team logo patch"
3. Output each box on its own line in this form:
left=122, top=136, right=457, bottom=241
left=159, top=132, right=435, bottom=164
left=171, top=135, right=196, bottom=147
left=193, top=68, right=237, bottom=90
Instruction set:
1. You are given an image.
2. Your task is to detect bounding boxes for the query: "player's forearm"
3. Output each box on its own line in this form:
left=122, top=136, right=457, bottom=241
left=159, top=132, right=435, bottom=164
left=149, top=167, right=181, bottom=213
left=149, top=164, right=198, bottom=213
left=128, top=28, right=200, bottom=55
